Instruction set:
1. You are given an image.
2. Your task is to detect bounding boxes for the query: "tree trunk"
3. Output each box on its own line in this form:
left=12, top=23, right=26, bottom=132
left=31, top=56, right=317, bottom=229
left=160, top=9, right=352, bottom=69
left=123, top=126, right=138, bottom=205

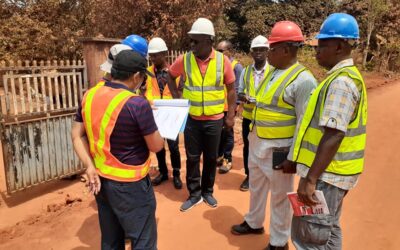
left=363, top=23, right=373, bottom=69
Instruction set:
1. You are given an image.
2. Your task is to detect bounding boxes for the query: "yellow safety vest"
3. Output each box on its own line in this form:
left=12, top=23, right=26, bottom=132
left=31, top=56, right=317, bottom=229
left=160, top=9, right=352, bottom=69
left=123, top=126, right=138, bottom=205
left=224, top=59, right=239, bottom=111
left=291, top=66, right=367, bottom=175
left=251, top=63, right=307, bottom=139
left=182, top=51, right=225, bottom=116
left=241, top=63, right=271, bottom=120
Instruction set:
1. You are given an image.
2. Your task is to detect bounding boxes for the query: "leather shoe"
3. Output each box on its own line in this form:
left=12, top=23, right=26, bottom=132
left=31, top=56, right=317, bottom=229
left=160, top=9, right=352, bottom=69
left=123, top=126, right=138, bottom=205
left=173, top=176, right=182, bottom=189
left=265, top=243, right=289, bottom=250
left=231, top=221, right=264, bottom=235
left=151, top=173, right=168, bottom=186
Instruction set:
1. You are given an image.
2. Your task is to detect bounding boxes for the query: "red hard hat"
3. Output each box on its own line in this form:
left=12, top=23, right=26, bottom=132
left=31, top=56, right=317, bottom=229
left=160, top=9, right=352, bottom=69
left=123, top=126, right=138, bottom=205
left=268, top=21, right=304, bottom=45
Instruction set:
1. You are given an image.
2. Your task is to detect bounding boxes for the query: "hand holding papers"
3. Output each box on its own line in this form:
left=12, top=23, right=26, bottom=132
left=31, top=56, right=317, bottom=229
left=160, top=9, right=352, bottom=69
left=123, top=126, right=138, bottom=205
left=152, top=99, right=189, bottom=141
left=287, top=191, right=330, bottom=216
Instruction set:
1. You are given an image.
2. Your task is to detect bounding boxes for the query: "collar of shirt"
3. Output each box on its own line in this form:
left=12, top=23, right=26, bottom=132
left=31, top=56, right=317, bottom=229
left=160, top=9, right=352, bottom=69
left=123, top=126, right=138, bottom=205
left=327, top=58, right=354, bottom=75
left=195, top=48, right=216, bottom=63
left=153, top=64, right=170, bottom=74
left=104, top=81, right=134, bottom=92
left=251, top=62, right=269, bottom=74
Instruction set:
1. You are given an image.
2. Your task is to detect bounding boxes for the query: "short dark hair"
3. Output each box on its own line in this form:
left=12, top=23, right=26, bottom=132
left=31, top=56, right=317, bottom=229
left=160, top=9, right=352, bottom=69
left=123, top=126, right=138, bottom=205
left=111, top=68, right=136, bottom=81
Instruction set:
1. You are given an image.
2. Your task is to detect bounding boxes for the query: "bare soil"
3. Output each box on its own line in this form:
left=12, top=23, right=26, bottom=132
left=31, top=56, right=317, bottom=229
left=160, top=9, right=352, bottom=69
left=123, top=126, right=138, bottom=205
left=0, top=75, right=399, bottom=250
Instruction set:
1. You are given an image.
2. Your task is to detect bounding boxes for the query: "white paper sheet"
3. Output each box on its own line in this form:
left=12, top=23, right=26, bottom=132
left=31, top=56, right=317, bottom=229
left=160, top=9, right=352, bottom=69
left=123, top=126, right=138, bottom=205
left=152, top=99, right=189, bottom=140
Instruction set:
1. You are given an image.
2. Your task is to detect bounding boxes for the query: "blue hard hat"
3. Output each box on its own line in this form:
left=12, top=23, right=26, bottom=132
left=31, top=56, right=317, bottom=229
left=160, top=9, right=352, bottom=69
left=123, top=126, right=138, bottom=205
left=316, top=13, right=360, bottom=40
left=121, top=34, right=148, bottom=58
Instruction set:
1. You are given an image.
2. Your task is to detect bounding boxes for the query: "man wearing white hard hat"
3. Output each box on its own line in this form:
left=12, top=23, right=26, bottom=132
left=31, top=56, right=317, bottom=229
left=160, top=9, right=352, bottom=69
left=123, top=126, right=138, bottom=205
left=167, top=17, right=237, bottom=212
left=98, top=44, right=132, bottom=85
left=145, top=37, right=183, bottom=190
left=236, top=35, right=271, bottom=192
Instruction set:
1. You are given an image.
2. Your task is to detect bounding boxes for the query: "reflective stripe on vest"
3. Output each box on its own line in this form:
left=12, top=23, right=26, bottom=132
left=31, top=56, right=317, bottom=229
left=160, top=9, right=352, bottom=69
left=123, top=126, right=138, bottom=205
left=82, top=86, right=151, bottom=182
left=242, top=64, right=271, bottom=120
left=182, top=51, right=225, bottom=116
left=145, top=65, right=176, bottom=101
left=252, top=63, right=306, bottom=139
left=224, top=59, right=239, bottom=111
left=291, top=66, right=367, bottom=175
left=96, top=80, right=106, bottom=87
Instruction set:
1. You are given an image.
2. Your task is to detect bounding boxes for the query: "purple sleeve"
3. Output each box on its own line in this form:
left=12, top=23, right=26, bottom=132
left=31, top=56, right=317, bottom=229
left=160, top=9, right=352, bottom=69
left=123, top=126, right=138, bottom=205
left=126, top=97, right=158, bottom=136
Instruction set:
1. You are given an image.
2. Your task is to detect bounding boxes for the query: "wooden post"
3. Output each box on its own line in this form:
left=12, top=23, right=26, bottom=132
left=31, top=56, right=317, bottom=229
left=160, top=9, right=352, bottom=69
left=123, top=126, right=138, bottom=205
left=78, top=37, right=121, bottom=88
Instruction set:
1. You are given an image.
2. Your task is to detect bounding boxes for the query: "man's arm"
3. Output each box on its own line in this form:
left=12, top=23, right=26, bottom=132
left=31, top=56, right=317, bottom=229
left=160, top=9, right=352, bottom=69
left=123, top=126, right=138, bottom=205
left=225, top=82, right=237, bottom=128
left=237, top=69, right=249, bottom=103
left=298, top=127, right=345, bottom=205
left=167, top=72, right=181, bottom=98
left=144, top=131, right=165, bottom=153
left=71, top=121, right=100, bottom=194
left=234, top=63, right=244, bottom=103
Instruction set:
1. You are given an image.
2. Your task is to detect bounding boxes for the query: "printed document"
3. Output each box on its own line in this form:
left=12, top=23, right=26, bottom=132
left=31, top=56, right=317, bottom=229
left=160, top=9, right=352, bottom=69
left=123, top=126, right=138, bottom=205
left=152, top=99, right=189, bottom=140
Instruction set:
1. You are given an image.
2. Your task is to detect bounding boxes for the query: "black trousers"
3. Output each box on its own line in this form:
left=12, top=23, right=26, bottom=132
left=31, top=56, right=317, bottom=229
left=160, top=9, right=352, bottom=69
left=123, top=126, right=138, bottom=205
left=95, top=175, right=157, bottom=250
left=184, top=116, right=223, bottom=199
left=218, top=112, right=234, bottom=162
left=242, top=118, right=251, bottom=176
left=156, top=136, right=181, bottom=177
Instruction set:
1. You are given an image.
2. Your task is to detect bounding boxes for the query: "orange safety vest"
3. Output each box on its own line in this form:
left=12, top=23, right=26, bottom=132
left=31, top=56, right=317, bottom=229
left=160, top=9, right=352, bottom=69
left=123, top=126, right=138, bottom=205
left=81, top=85, right=151, bottom=182
left=145, top=65, right=178, bottom=101
left=224, top=59, right=239, bottom=111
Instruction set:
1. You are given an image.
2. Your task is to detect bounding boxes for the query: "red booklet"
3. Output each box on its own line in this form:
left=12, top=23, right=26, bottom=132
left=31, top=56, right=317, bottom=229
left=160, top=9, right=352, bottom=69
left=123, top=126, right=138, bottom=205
left=287, top=191, right=330, bottom=216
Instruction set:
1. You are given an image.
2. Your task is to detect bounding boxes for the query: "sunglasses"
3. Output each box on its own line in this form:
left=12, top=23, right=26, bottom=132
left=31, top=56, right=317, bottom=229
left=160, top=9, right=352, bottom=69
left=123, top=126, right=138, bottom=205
left=190, top=38, right=202, bottom=45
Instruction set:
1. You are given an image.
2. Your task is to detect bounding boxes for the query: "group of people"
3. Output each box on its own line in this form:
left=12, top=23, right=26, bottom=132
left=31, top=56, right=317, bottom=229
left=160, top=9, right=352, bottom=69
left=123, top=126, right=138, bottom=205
left=72, top=12, right=367, bottom=250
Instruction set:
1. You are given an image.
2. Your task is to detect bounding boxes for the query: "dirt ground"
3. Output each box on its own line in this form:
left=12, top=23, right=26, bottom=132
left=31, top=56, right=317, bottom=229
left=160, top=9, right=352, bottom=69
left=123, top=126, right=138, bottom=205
left=0, top=73, right=399, bottom=250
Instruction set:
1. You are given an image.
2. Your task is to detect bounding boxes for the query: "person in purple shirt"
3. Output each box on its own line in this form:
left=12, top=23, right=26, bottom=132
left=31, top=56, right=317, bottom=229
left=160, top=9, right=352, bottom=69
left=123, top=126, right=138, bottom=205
left=72, top=50, right=164, bottom=250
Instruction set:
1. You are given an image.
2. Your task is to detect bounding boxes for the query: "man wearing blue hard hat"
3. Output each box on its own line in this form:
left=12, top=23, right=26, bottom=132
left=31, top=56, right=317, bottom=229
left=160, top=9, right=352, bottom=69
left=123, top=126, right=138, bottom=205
left=97, top=34, right=148, bottom=88
left=283, top=13, right=368, bottom=249
left=122, top=34, right=149, bottom=58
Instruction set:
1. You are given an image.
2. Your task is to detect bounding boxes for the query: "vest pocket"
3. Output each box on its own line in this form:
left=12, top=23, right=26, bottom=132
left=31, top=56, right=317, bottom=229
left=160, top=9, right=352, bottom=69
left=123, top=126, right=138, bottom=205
left=292, top=214, right=333, bottom=245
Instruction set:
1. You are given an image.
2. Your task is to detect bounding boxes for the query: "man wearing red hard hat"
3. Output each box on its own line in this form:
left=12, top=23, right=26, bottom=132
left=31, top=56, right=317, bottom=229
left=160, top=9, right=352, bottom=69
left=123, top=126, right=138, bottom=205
left=232, top=21, right=317, bottom=250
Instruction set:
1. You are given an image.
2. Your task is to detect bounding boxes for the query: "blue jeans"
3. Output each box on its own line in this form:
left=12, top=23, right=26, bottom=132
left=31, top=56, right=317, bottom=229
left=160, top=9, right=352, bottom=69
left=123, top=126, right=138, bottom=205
left=95, top=175, right=157, bottom=250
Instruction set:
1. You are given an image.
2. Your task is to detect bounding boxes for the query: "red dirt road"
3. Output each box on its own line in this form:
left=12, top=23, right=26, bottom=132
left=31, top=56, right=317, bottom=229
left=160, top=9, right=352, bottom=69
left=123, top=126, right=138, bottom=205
left=0, top=79, right=399, bottom=250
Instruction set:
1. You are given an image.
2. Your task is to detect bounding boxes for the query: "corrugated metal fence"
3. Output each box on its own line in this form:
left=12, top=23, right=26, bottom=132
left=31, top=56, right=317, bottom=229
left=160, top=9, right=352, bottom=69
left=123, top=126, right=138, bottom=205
left=0, top=60, right=87, bottom=193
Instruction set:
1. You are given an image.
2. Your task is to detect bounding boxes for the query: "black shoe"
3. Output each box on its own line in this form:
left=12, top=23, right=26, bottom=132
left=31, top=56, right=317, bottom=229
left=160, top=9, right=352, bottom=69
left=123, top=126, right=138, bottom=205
left=202, top=194, right=218, bottom=208
left=173, top=176, right=182, bottom=189
left=216, top=156, right=224, bottom=167
left=265, top=243, right=289, bottom=250
left=218, top=159, right=232, bottom=174
left=180, top=196, right=203, bottom=212
left=240, top=176, right=249, bottom=191
left=151, top=173, right=168, bottom=186
left=231, top=221, right=264, bottom=235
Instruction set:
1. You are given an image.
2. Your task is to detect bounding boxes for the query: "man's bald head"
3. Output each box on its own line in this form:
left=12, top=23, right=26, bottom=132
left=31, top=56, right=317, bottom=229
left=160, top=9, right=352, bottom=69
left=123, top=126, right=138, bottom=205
left=217, top=40, right=233, bottom=57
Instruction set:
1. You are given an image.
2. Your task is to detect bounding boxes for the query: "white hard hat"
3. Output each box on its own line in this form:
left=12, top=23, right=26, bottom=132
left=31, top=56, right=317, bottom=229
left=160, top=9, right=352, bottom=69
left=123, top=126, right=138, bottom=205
left=250, top=35, right=269, bottom=49
left=148, top=37, right=168, bottom=54
left=188, top=17, right=215, bottom=37
left=100, top=44, right=132, bottom=73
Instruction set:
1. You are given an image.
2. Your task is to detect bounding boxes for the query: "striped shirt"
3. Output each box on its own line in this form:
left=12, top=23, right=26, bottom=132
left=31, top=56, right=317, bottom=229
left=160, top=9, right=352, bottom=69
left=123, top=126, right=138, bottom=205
left=75, top=81, right=158, bottom=165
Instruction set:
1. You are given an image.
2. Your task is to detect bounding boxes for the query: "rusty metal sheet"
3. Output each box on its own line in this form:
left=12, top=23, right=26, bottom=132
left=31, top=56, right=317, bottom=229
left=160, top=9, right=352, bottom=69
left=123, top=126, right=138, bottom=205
left=2, top=115, right=84, bottom=193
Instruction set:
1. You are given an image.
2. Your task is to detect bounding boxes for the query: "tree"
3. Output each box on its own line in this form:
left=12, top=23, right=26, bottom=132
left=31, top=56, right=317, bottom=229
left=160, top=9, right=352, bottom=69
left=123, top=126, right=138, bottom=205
left=363, top=0, right=389, bottom=69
